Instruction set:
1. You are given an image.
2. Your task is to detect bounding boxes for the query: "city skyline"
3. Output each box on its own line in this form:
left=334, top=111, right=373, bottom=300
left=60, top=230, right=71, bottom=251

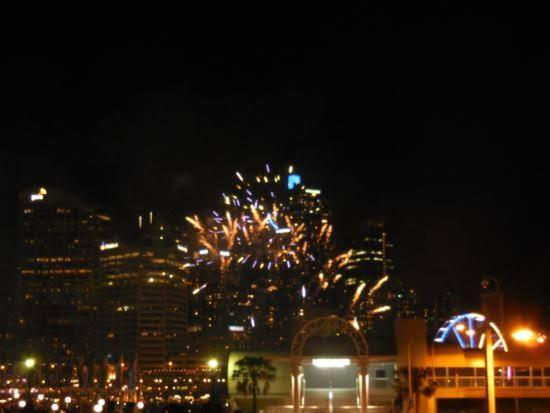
left=3, top=5, right=550, bottom=413
left=6, top=153, right=549, bottom=315
left=5, top=6, right=548, bottom=316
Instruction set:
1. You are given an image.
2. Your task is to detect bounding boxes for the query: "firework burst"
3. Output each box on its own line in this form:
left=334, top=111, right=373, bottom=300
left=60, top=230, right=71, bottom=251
left=186, top=164, right=390, bottom=333
left=186, top=165, right=331, bottom=276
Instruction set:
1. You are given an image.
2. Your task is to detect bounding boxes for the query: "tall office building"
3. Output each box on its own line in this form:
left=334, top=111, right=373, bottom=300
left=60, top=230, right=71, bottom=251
left=287, top=186, right=331, bottom=244
left=267, top=179, right=334, bottom=348
left=390, top=282, right=417, bottom=320
left=96, top=213, right=190, bottom=371
left=17, top=187, right=112, bottom=361
left=425, top=288, right=459, bottom=337
left=345, top=218, right=394, bottom=281
left=341, top=217, right=395, bottom=332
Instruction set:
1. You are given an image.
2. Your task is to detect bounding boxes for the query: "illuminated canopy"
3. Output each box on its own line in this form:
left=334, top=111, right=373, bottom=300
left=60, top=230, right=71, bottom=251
left=312, top=358, right=351, bottom=368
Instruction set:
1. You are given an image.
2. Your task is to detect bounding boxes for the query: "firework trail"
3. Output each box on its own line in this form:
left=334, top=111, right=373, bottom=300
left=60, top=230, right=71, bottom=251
left=186, top=164, right=390, bottom=331
left=185, top=165, right=331, bottom=276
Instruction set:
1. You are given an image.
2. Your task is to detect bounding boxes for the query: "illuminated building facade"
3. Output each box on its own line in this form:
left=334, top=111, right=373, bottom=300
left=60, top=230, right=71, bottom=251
left=287, top=186, right=331, bottom=243
left=345, top=218, right=394, bottom=281
left=388, top=281, right=417, bottom=319
left=226, top=318, right=550, bottom=413
left=17, top=187, right=112, bottom=361
left=188, top=267, right=252, bottom=353
left=96, top=215, right=190, bottom=372
left=263, top=180, right=333, bottom=348
left=341, top=217, right=395, bottom=331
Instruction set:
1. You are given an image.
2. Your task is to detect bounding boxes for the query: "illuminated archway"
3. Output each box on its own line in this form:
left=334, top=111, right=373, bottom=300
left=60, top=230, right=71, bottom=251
left=291, top=315, right=368, bottom=358
left=434, top=312, right=508, bottom=352
left=290, top=315, right=369, bottom=413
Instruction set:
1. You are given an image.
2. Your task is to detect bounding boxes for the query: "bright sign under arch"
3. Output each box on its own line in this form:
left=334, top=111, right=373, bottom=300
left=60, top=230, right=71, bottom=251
left=434, top=312, right=508, bottom=352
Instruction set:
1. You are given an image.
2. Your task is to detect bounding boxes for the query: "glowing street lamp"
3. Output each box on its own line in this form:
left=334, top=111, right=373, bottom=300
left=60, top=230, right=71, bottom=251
left=207, top=358, right=220, bottom=406
left=24, top=358, right=36, bottom=369
left=512, top=328, right=546, bottom=345
left=23, top=357, right=36, bottom=404
left=513, top=328, right=534, bottom=342
left=207, top=359, right=219, bottom=369
left=137, top=401, right=145, bottom=410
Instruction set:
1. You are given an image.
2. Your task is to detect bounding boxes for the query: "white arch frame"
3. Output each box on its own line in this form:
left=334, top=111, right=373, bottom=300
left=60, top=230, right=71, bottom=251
left=434, top=312, right=508, bottom=352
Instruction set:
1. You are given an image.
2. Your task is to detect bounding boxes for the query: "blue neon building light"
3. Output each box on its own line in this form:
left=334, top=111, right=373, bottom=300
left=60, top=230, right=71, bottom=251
left=288, top=174, right=301, bottom=190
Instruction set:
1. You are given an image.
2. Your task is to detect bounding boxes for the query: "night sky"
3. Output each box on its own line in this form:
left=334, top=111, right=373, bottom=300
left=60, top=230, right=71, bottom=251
left=3, top=5, right=549, bottom=320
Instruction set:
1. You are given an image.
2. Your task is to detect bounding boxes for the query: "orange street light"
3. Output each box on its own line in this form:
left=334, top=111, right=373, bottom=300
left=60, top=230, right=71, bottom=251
left=512, top=329, right=534, bottom=342
left=512, top=328, right=546, bottom=345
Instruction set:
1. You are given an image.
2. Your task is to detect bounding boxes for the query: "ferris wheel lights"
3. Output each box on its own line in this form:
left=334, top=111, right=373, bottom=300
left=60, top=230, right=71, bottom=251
left=489, top=322, right=509, bottom=352
left=478, top=333, right=486, bottom=349
left=434, top=312, right=508, bottom=352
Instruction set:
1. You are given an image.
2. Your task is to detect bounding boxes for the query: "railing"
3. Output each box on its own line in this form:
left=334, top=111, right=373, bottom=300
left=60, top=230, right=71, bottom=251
left=435, top=374, right=550, bottom=388
left=434, top=366, right=550, bottom=388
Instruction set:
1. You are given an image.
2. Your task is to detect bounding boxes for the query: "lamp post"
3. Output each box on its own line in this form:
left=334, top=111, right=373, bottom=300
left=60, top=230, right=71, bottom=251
left=481, top=276, right=504, bottom=327
left=207, top=359, right=219, bottom=411
left=407, top=339, right=415, bottom=413
left=481, top=277, right=500, bottom=413
left=484, top=330, right=496, bottom=413
left=23, top=357, right=36, bottom=406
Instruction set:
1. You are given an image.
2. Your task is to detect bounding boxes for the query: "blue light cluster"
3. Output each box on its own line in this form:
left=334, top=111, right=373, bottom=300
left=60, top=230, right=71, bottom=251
left=288, top=174, right=301, bottom=190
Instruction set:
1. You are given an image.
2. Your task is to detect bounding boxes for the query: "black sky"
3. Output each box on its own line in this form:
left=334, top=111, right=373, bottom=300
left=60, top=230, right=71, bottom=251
left=3, top=5, right=549, bottom=316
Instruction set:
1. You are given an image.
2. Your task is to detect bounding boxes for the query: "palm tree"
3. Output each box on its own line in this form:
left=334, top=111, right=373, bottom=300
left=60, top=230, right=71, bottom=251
left=232, top=356, right=276, bottom=413
left=394, top=367, right=437, bottom=413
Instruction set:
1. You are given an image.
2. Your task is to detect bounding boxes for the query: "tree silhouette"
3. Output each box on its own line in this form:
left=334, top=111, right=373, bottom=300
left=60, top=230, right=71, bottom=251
left=394, top=367, right=437, bottom=412
left=232, top=356, right=276, bottom=413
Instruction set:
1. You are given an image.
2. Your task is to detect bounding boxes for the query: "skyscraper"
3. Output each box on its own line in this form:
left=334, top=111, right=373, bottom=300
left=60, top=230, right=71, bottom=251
left=95, top=213, right=190, bottom=371
left=287, top=186, right=331, bottom=247
left=17, top=187, right=112, bottom=361
left=425, top=288, right=459, bottom=337
left=341, top=217, right=395, bottom=331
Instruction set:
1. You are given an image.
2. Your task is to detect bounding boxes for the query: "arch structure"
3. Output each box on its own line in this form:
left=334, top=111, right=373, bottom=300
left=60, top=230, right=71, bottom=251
left=291, top=315, right=369, bottom=357
left=434, top=312, right=509, bottom=352
left=290, top=315, right=369, bottom=413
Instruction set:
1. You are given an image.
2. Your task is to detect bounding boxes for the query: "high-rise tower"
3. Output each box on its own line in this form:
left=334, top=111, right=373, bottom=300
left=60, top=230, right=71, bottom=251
left=341, top=217, right=395, bottom=331
left=95, top=213, right=190, bottom=371
left=17, top=187, right=112, bottom=361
